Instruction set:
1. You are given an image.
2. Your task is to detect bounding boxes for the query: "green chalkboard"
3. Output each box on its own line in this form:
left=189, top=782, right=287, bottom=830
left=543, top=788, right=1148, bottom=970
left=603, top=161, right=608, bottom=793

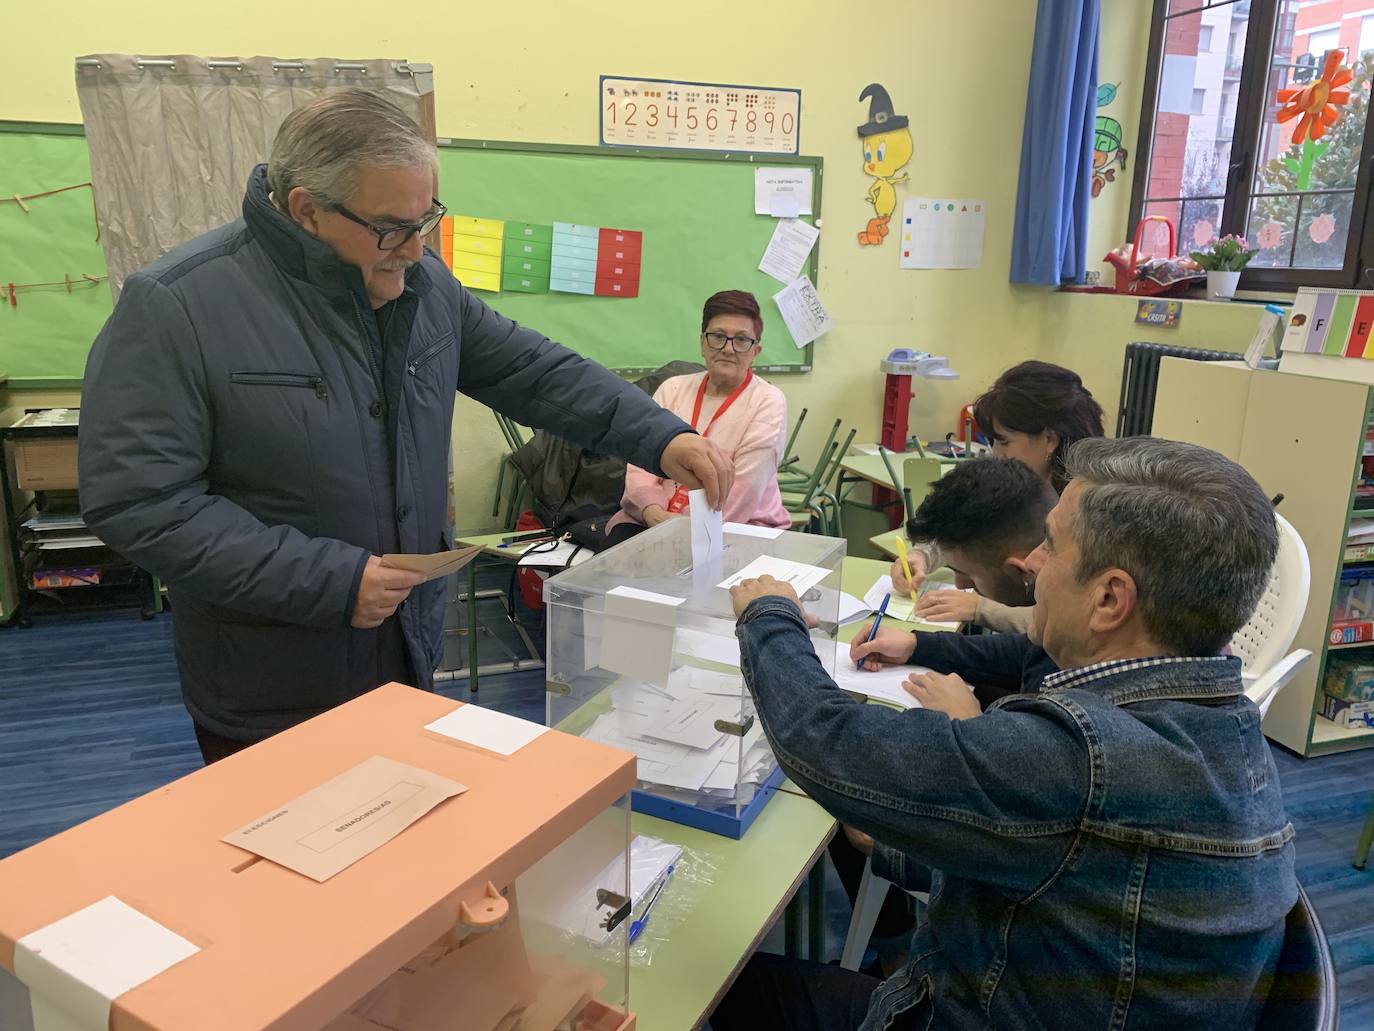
left=437, top=139, right=822, bottom=373
left=0, top=124, right=112, bottom=383
left=0, top=126, right=823, bottom=381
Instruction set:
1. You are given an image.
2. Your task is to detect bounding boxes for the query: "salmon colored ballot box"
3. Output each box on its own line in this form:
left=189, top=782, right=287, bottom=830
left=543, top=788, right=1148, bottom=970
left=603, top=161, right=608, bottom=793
left=0, top=684, right=637, bottom=1031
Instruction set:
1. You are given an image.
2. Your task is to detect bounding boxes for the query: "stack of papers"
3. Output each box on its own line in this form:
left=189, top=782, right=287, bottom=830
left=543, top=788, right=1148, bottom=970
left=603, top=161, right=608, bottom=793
left=814, top=638, right=930, bottom=709
left=581, top=666, right=773, bottom=799
left=1350, top=518, right=1374, bottom=543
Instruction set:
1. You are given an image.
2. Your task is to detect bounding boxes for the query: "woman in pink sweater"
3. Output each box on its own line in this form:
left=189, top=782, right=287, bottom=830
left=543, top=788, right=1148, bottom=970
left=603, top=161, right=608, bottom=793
left=606, top=291, right=790, bottom=544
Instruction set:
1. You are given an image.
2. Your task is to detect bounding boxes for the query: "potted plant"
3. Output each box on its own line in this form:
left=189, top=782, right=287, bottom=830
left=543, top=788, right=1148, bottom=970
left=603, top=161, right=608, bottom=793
left=1189, top=235, right=1259, bottom=300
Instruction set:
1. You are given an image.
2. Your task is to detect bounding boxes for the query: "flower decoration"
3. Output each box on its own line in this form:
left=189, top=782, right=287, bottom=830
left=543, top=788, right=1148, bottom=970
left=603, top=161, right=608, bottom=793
left=1309, top=212, right=1337, bottom=244
left=1192, top=220, right=1216, bottom=247
left=1257, top=220, right=1284, bottom=250
left=1276, top=49, right=1353, bottom=144
left=1190, top=234, right=1259, bottom=272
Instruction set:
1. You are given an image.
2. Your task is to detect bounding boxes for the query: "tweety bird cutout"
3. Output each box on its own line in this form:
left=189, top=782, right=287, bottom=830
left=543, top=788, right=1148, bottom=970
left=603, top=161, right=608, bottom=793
left=857, top=84, right=912, bottom=246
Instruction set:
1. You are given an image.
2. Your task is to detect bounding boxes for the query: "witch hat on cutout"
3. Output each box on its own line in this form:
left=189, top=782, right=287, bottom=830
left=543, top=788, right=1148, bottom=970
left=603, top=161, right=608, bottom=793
left=857, top=84, right=913, bottom=246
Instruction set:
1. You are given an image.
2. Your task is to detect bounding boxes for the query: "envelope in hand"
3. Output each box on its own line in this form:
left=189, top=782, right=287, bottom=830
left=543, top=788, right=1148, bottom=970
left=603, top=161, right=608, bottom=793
left=381, top=544, right=485, bottom=583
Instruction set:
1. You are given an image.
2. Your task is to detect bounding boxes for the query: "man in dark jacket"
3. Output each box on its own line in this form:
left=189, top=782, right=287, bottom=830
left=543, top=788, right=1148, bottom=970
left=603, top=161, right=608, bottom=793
left=78, top=90, right=733, bottom=763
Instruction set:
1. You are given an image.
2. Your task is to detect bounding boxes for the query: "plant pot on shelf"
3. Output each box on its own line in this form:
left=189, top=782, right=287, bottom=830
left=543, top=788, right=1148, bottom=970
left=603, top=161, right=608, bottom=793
left=1207, top=270, right=1241, bottom=300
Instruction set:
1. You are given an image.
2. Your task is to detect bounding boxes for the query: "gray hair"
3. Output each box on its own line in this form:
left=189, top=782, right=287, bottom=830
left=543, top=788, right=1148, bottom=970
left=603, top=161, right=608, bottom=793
left=267, top=88, right=436, bottom=211
left=1064, top=437, right=1277, bottom=655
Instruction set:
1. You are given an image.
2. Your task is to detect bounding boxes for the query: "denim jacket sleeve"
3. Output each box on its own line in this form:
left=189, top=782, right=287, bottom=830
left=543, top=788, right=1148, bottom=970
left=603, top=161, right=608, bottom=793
left=738, top=597, right=1088, bottom=894
left=914, top=630, right=1034, bottom=695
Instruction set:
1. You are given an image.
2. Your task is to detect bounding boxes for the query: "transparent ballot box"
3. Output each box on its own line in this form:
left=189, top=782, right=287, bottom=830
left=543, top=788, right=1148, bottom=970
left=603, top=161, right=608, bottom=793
left=331, top=803, right=637, bottom=1031
left=544, top=519, right=846, bottom=838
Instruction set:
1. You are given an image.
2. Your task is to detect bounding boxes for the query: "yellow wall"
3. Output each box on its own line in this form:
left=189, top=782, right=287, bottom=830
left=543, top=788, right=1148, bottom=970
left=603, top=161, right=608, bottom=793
left=1, top=0, right=1275, bottom=532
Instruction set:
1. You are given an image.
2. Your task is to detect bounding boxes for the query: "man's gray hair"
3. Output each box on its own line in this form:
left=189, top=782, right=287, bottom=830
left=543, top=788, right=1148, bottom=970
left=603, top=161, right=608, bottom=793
left=1065, top=437, right=1278, bottom=656
left=267, top=88, right=435, bottom=211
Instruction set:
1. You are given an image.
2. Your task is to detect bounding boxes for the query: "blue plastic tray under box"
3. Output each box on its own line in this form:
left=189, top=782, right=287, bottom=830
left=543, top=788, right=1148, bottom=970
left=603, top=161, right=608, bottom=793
left=630, top=765, right=785, bottom=839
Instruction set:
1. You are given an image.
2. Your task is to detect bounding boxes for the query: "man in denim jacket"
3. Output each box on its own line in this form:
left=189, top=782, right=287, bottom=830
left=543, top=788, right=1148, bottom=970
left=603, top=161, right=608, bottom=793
left=712, top=437, right=1296, bottom=1030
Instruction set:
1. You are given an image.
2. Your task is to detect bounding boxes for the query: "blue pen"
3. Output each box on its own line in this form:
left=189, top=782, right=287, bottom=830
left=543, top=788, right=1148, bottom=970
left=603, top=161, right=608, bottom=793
left=628, top=864, right=676, bottom=944
left=858, top=593, right=891, bottom=673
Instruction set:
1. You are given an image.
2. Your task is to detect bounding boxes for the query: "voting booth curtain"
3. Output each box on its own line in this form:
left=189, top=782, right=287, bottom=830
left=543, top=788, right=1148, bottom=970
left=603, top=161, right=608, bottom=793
left=1009, top=0, right=1101, bottom=286
left=74, top=54, right=436, bottom=296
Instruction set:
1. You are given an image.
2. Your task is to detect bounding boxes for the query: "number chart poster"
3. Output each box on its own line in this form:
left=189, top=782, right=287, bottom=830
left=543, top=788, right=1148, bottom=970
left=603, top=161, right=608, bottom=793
left=600, top=76, right=800, bottom=155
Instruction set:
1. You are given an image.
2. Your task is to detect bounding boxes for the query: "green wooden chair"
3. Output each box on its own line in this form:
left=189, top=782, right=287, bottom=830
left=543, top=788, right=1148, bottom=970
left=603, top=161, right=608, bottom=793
left=782, top=427, right=855, bottom=536
left=777, top=407, right=810, bottom=485
left=490, top=413, right=530, bottom=530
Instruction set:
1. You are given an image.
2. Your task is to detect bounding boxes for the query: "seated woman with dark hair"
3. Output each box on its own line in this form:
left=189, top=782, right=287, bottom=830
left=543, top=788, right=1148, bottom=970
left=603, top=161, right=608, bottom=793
left=605, top=290, right=789, bottom=545
left=893, top=360, right=1105, bottom=631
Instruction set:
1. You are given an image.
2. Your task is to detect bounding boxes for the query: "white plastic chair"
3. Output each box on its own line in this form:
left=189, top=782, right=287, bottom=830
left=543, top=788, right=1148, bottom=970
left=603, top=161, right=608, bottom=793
left=1247, top=649, right=1313, bottom=717
left=840, top=859, right=926, bottom=971
left=841, top=514, right=1313, bottom=972
left=1232, top=513, right=1310, bottom=679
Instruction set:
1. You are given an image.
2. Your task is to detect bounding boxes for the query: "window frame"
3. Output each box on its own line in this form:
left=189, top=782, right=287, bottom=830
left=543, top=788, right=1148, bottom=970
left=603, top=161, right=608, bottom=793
left=1129, top=0, right=1374, bottom=292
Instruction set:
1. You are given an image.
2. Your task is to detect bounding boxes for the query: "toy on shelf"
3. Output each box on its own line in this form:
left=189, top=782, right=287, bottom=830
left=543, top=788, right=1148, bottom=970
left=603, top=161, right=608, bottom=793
left=1104, top=216, right=1204, bottom=296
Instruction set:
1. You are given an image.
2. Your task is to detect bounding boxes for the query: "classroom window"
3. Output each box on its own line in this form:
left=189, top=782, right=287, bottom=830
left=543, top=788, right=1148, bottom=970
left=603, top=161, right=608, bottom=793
left=1132, top=0, right=1374, bottom=290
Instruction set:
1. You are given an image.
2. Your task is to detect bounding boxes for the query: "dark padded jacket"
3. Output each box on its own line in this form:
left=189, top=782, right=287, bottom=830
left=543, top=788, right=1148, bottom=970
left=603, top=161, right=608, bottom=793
left=79, top=165, right=691, bottom=740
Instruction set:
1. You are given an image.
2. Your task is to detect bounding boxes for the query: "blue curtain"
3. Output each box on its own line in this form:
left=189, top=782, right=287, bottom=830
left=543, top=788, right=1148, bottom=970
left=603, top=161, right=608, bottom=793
left=1010, top=0, right=1101, bottom=285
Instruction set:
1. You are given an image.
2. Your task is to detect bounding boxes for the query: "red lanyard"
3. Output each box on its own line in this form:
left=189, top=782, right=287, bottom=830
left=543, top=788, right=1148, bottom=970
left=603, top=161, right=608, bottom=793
left=689, top=370, right=753, bottom=438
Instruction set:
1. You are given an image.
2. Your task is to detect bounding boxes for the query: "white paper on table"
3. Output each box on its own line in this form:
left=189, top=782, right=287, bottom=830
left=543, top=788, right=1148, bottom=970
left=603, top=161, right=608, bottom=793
left=772, top=275, right=833, bottom=348
left=600, top=586, right=683, bottom=688
left=754, top=167, right=814, bottom=216
left=15, top=896, right=198, bottom=1031
left=758, top=218, right=821, bottom=284
left=723, top=521, right=785, bottom=539
left=641, top=697, right=730, bottom=751
left=719, top=555, right=831, bottom=596
left=813, top=638, right=930, bottom=709
left=688, top=488, right=723, bottom=570
left=424, top=704, right=548, bottom=756
left=899, top=196, right=986, bottom=270
left=516, top=540, right=595, bottom=569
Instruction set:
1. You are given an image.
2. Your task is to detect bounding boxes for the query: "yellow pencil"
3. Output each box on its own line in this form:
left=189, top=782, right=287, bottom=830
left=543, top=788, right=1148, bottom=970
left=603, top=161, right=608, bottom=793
left=894, top=536, right=918, bottom=605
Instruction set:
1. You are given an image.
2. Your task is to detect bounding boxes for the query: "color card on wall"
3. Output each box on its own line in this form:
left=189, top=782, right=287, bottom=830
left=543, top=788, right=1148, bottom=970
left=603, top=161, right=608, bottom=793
left=1325, top=293, right=1358, bottom=356
left=1307, top=291, right=1337, bottom=353
left=439, top=216, right=455, bottom=270
left=502, top=222, right=552, bottom=293
left=451, top=213, right=505, bottom=292
left=1352, top=295, right=1374, bottom=357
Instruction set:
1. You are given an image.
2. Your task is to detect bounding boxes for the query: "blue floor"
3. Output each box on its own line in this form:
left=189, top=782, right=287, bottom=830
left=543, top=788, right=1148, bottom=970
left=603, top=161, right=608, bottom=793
left=2, top=596, right=1373, bottom=1026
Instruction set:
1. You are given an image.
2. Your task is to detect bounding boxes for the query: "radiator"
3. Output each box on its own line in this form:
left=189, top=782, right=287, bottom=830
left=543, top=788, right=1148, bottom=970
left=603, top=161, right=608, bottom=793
left=1116, top=342, right=1244, bottom=437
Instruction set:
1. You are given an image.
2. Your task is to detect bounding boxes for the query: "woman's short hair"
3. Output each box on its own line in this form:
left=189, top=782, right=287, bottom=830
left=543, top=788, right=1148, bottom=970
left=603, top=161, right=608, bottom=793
left=972, top=361, right=1105, bottom=492
left=702, top=290, right=763, bottom=340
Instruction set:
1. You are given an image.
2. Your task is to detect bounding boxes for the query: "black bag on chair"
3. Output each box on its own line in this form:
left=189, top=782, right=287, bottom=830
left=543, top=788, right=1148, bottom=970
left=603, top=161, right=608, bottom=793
left=506, top=360, right=706, bottom=530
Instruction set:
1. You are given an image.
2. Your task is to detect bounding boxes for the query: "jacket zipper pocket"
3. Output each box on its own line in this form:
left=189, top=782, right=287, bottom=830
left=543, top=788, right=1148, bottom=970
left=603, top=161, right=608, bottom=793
left=230, top=371, right=327, bottom=399
left=407, top=334, right=455, bottom=376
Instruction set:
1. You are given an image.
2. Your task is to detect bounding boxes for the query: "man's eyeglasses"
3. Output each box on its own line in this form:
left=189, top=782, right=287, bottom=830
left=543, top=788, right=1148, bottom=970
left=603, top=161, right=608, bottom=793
left=333, top=198, right=447, bottom=250
left=702, top=330, right=759, bottom=353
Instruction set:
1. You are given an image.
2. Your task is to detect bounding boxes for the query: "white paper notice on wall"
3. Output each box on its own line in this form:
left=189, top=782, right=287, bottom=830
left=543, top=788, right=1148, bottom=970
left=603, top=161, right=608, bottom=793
left=772, top=276, right=833, bottom=348
left=899, top=197, right=986, bottom=270
left=600, top=585, right=685, bottom=688
left=754, top=167, right=814, bottom=216
left=15, top=896, right=199, bottom=1031
left=758, top=218, right=821, bottom=284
